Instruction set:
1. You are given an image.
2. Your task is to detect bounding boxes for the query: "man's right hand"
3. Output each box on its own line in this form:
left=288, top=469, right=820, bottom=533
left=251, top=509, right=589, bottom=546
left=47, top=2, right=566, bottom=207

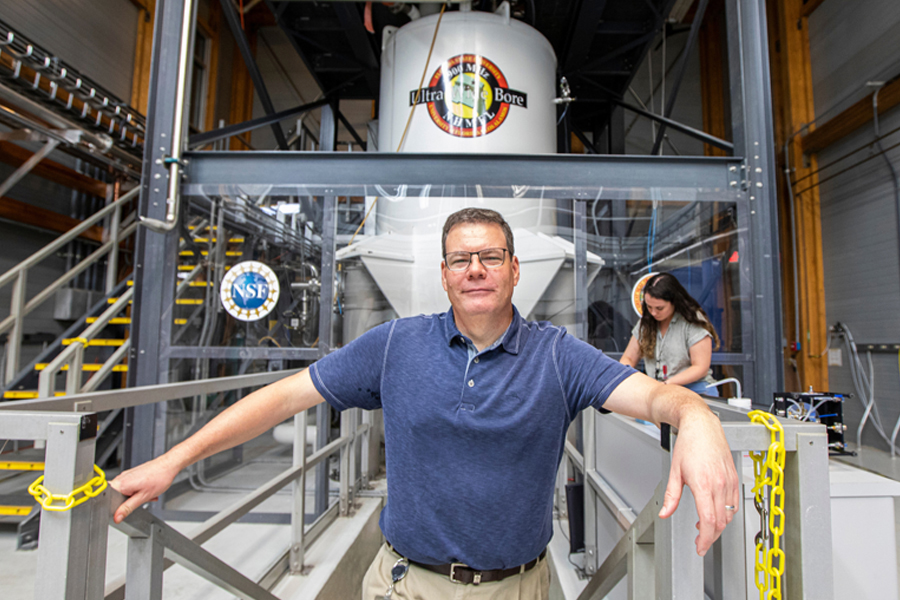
left=109, top=454, right=182, bottom=523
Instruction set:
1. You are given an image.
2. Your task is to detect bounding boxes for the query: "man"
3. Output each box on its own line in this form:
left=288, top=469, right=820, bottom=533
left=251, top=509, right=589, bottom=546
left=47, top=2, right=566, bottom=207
left=111, top=208, right=739, bottom=599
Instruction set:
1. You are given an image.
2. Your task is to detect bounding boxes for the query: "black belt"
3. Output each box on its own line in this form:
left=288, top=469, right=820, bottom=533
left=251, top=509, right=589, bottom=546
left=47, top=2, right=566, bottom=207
left=387, top=543, right=546, bottom=585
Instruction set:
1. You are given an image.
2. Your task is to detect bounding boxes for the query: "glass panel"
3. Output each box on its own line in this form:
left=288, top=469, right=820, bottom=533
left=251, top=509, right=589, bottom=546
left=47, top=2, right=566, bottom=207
left=169, top=188, right=747, bottom=360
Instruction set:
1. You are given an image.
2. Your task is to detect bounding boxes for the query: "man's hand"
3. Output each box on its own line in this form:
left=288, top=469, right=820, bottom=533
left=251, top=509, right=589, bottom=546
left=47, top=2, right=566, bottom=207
left=605, top=373, right=740, bottom=556
left=658, top=406, right=740, bottom=556
left=109, top=453, right=182, bottom=523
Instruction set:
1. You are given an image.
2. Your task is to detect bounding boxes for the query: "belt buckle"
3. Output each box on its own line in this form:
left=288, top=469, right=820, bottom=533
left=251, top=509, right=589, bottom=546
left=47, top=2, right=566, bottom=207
left=449, top=563, right=482, bottom=585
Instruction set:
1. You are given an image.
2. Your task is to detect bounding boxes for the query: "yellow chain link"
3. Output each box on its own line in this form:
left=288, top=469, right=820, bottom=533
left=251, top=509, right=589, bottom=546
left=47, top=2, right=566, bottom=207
left=27, top=465, right=108, bottom=512
left=748, top=410, right=786, bottom=600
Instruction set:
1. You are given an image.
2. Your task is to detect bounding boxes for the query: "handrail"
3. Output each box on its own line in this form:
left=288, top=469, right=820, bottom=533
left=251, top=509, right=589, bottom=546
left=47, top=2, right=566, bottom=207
left=0, top=369, right=303, bottom=412
left=37, top=287, right=135, bottom=398
left=1, top=187, right=139, bottom=384
left=0, top=187, right=139, bottom=289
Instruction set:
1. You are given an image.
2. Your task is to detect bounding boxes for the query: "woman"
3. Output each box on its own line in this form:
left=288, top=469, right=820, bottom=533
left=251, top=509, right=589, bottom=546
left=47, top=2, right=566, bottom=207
left=620, top=273, right=721, bottom=396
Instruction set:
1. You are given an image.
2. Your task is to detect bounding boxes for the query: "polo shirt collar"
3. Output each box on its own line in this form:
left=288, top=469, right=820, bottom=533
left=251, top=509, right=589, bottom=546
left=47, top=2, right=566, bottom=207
left=443, top=306, right=523, bottom=355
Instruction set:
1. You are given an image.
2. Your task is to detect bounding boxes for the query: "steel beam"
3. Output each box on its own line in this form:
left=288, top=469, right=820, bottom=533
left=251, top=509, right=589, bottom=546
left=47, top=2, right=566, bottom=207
left=612, top=99, right=734, bottom=152
left=650, top=0, right=712, bottom=154
left=574, top=200, right=588, bottom=341
left=165, top=346, right=319, bottom=360
left=188, top=98, right=331, bottom=148
left=184, top=152, right=744, bottom=198
left=128, top=0, right=193, bottom=469
left=219, top=0, right=288, bottom=149
left=725, top=0, right=784, bottom=402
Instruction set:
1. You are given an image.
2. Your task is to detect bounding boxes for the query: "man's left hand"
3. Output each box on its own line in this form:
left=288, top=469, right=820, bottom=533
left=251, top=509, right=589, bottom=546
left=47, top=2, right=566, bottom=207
left=658, top=406, right=740, bottom=556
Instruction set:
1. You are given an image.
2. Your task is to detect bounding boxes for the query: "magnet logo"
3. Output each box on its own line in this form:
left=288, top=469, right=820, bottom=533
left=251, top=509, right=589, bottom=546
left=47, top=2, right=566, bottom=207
left=220, top=261, right=280, bottom=322
left=409, top=54, right=527, bottom=138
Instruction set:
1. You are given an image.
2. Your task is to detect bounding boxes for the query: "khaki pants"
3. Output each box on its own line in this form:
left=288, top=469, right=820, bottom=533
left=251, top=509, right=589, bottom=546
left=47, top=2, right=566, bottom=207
left=362, top=542, right=550, bottom=600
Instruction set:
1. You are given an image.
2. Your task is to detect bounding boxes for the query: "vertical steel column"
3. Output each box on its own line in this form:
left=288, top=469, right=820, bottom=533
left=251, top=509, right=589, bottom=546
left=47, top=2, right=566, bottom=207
left=655, top=437, right=704, bottom=597
left=290, top=410, right=308, bottom=574
left=33, top=415, right=97, bottom=599
left=783, top=432, right=835, bottom=599
left=126, top=0, right=195, bottom=469
left=573, top=200, right=588, bottom=341
left=5, top=270, right=26, bottom=384
left=709, top=450, right=748, bottom=600
left=725, top=0, right=784, bottom=402
left=125, top=524, right=165, bottom=600
left=315, top=103, right=338, bottom=517
left=581, top=408, right=598, bottom=574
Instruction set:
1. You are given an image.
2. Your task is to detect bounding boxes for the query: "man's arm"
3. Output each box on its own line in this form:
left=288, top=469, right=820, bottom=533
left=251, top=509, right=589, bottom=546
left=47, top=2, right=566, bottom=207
left=109, top=369, right=326, bottom=523
left=603, top=372, right=739, bottom=557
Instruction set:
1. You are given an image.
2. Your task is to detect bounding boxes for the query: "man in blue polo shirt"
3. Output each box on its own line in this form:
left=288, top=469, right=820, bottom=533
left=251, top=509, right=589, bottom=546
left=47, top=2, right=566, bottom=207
left=112, top=208, right=739, bottom=600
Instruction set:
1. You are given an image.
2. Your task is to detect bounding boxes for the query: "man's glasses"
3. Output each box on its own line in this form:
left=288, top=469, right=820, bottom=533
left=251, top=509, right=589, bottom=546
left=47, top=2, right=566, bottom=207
left=444, top=248, right=508, bottom=271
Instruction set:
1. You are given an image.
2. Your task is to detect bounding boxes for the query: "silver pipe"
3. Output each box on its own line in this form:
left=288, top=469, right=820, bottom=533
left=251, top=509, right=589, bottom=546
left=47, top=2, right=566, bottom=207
left=140, top=0, right=195, bottom=233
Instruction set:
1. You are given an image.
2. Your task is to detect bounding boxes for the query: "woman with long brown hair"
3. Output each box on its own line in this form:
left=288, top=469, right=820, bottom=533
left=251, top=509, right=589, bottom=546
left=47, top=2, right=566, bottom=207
left=619, top=273, right=721, bottom=396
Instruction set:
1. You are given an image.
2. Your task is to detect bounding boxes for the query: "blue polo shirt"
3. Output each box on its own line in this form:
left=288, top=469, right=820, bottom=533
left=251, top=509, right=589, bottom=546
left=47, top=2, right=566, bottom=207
left=309, top=306, right=635, bottom=570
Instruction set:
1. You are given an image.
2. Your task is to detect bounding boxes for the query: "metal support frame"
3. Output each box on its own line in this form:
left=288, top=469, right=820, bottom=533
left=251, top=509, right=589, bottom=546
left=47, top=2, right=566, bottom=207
left=315, top=103, right=338, bottom=518
left=572, top=406, right=834, bottom=600
left=0, top=366, right=371, bottom=598
left=219, top=0, right=288, bottom=149
left=183, top=152, right=745, bottom=194
left=128, top=0, right=192, bottom=469
left=725, top=0, right=784, bottom=403
left=188, top=98, right=331, bottom=149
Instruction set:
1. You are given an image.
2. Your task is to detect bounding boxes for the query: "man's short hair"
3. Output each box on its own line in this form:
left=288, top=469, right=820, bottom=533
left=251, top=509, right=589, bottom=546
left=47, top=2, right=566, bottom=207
left=441, top=208, right=515, bottom=257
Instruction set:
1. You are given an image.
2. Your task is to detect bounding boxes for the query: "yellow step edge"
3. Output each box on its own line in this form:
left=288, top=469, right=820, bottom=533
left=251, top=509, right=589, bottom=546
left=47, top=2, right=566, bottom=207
left=3, top=391, right=66, bottom=399
left=0, top=506, right=33, bottom=516
left=179, top=251, right=243, bottom=257
left=192, top=238, right=245, bottom=243
left=127, top=280, right=133, bottom=286
left=106, top=298, right=201, bottom=306
left=177, top=265, right=230, bottom=271
left=188, top=282, right=213, bottom=287
left=62, top=339, right=125, bottom=347
left=35, top=364, right=128, bottom=372
left=0, top=461, right=44, bottom=471
left=86, top=317, right=132, bottom=324
left=88, top=318, right=185, bottom=325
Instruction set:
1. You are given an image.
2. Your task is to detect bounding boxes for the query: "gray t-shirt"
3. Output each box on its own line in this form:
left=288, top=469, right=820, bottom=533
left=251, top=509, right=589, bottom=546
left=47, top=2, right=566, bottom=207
left=632, top=313, right=714, bottom=384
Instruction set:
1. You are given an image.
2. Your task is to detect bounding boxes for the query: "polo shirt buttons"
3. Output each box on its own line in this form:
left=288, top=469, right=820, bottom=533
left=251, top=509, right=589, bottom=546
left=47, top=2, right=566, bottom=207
left=468, top=379, right=474, bottom=387
left=474, top=357, right=479, bottom=364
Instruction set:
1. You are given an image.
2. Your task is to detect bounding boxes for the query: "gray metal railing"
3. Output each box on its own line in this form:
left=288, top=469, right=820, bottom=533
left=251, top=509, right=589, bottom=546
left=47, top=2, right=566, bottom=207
left=0, top=369, right=374, bottom=600
left=558, top=401, right=835, bottom=600
left=0, top=187, right=139, bottom=386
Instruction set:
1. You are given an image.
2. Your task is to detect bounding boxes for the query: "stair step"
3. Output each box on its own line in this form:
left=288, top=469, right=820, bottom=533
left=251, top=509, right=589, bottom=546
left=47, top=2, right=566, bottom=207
left=34, top=364, right=128, bottom=372
left=179, top=250, right=243, bottom=257
left=191, top=237, right=245, bottom=243
left=0, top=506, right=32, bottom=516
left=62, top=338, right=125, bottom=347
left=106, top=298, right=202, bottom=305
left=84, top=317, right=187, bottom=325
left=3, top=391, right=66, bottom=399
left=86, top=317, right=131, bottom=324
left=187, top=282, right=214, bottom=287
left=178, top=265, right=231, bottom=271
left=0, top=461, right=44, bottom=471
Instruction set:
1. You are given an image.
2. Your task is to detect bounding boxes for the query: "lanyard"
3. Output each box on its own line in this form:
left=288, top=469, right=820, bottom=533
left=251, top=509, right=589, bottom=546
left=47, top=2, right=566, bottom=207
left=654, top=322, right=671, bottom=381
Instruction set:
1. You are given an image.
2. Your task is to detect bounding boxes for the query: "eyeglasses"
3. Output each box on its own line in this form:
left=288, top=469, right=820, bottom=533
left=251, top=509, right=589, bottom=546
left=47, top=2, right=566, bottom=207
left=444, top=248, right=508, bottom=271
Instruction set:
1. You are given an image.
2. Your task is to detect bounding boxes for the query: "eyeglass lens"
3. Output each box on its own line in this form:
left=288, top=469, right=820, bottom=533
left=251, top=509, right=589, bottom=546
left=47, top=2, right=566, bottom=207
left=445, top=248, right=507, bottom=271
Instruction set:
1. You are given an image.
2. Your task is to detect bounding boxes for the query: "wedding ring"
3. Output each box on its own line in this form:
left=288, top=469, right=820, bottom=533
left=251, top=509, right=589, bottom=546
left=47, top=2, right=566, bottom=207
left=725, top=505, right=737, bottom=511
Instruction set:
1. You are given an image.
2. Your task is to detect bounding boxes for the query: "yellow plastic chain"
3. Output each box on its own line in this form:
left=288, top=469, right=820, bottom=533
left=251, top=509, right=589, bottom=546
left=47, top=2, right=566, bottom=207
left=748, top=410, right=786, bottom=600
left=28, top=465, right=108, bottom=512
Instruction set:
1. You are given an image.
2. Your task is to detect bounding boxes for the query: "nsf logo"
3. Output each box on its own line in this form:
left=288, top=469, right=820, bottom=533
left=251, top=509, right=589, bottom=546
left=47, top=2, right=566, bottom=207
left=220, top=261, right=280, bottom=322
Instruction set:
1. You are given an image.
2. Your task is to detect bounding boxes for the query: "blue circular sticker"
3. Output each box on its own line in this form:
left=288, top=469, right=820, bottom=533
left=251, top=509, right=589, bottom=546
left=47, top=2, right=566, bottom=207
left=220, top=261, right=280, bottom=321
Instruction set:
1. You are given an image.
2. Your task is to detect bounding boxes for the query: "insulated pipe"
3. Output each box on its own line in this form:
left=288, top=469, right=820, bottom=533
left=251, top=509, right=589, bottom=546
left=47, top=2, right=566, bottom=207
left=140, top=0, right=195, bottom=233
